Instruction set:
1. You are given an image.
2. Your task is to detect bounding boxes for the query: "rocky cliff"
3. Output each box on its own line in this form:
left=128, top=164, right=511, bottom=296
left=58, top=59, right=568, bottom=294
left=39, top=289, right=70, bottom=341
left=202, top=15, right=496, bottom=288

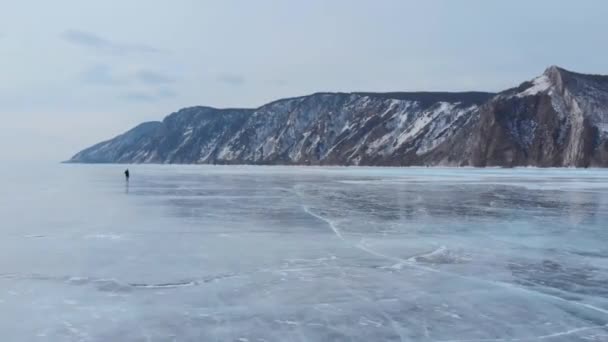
left=69, top=66, right=608, bottom=167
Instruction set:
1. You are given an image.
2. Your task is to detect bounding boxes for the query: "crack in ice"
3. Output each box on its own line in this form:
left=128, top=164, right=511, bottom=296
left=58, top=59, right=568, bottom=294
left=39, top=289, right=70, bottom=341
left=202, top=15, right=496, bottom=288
left=301, top=204, right=345, bottom=241
left=294, top=185, right=608, bottom=321
left=434, top=323, right=608, bottom=341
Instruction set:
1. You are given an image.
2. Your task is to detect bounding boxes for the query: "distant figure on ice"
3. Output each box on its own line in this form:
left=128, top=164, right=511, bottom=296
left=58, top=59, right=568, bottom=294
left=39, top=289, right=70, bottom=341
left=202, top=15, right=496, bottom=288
left=124, top=169, right=130, bottom=181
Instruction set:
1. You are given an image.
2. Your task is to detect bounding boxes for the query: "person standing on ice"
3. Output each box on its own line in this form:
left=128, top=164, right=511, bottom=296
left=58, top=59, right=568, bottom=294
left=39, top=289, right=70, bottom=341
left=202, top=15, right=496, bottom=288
left=124, top=169, right=130, bottom=182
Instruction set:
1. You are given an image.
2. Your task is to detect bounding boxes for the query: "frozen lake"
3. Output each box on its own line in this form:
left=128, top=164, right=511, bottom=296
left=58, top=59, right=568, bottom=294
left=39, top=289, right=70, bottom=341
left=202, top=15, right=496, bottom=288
left=1, top=164, right=608, bottom=341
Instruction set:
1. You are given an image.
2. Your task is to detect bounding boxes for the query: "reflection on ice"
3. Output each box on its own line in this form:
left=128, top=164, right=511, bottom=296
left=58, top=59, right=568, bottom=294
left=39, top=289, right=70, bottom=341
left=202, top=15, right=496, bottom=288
left=0, top=165, right=607, bottom=341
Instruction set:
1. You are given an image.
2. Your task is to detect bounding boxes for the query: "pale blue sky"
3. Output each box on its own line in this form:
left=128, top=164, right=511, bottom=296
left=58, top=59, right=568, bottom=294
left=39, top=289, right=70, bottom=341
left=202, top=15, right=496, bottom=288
left=1, top=0, right=607, bottom=161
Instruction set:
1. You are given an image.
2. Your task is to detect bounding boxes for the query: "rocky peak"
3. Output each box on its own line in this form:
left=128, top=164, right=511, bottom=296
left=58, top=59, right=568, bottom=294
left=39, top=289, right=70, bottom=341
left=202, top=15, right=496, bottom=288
left=543, top=65, right=567, bottom=77
left=512, top=66, right=575, bottom=98
left=543, top=65, right=567, bottom=93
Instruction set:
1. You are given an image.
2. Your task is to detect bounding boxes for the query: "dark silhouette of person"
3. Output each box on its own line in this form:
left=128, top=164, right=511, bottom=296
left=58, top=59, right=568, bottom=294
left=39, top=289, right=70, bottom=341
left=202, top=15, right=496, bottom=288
left=124, top=169, right=130, bottom=181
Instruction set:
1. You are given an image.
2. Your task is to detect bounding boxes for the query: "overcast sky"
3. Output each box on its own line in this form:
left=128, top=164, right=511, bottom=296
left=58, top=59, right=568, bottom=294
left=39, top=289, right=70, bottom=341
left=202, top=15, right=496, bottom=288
left=1, top=0, right=607, bottom=161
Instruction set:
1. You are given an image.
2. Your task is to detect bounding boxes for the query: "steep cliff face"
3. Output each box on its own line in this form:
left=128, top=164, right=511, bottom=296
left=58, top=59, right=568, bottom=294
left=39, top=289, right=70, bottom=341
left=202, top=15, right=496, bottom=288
left=69, top=92, right=492, bottom=165
left=451, top=66, right=608, bottom=167
left=216, top=92, right=490, bottom=165
left=153, top=107, right=251, bottom=163
left=68, top=66, right=608, bottom=167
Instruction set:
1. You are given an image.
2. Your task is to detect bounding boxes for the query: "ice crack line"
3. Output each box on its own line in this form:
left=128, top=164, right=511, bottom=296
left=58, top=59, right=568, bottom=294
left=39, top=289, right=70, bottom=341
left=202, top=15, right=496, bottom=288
left=301, top=204, right=345, bottom=241
left=360, top=237, right=608, bottom=318
left=293, top=184, right=608, bottom=320
left=434, top=323, right=608, bottom=342
left=298, top=200, right=608, bottom=319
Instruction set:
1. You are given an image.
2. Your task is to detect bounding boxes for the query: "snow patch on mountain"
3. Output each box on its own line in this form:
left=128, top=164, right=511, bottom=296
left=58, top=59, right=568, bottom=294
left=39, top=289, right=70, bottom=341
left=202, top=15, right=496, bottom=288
left=416, top=105, right=477, bottom=155
left=517, top=75, right=552, bottom=97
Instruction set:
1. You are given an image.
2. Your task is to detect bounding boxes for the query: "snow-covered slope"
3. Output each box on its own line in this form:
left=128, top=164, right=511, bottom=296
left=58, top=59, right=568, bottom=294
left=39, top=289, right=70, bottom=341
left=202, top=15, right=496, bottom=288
left=68, top=66, right=608, bottom=167
left=68, top=92, right=491, bottom=165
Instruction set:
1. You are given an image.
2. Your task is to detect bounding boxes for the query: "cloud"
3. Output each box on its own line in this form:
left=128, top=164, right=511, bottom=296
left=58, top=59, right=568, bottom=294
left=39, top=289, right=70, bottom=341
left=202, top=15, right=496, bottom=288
left=80, top=64, right=125, bottom=85
left=267, top=79, right=288, bottom=87
left=77, top=65, right=177, bottom=103
left=121, top=93, right=155, bottom=102
left=62, top=29, right=162, bottom=55
left=157, top=88, right=176, bottom=97
left=122, top=87, right=176, bottom=102
left=134, top=70, right=175, bottom=85
left=79, top=65, right=176, bottom=87
left=216, top=73, right=245, bottom=86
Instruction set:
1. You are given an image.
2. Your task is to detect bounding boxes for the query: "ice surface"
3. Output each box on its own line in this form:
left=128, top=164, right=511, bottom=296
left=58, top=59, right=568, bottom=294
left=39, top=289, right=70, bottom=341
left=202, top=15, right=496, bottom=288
left=1, top=164, right=608, bottom=341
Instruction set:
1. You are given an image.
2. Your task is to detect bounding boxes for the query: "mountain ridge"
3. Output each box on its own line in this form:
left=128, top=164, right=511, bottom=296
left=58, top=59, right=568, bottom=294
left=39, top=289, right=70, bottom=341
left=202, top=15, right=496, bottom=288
left=68, top=66, right=608, bottom=167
